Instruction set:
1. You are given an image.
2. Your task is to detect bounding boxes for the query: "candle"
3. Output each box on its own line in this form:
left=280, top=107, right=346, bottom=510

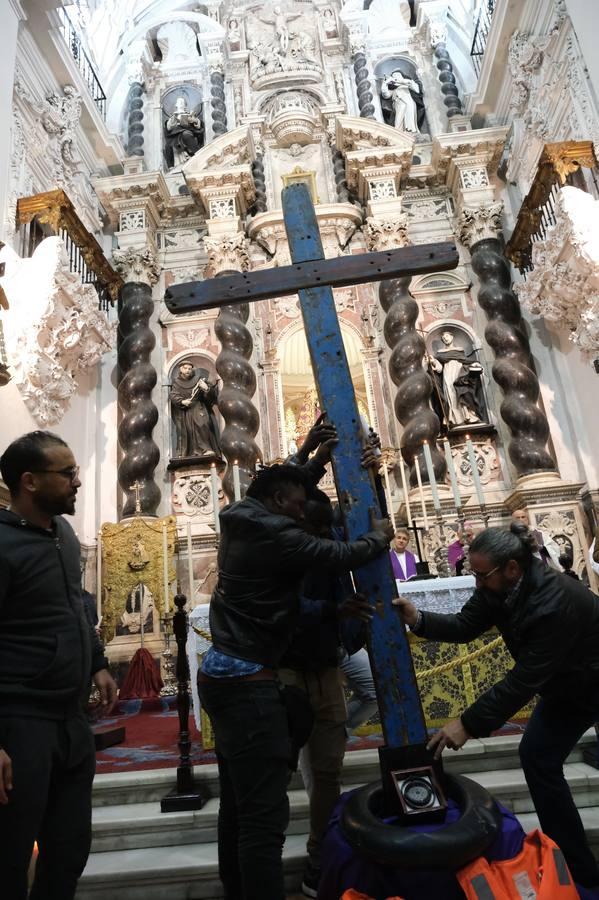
left=382, top=462, right=397, bottom=531
left=443, top=439, right=462, bottom=510
left=186, top=523, right=194, bottom=605
left=162, top=523, right=170, bottom=613
left=414, top=454, right=429, bottom=529
left=398, top=453, right=412, bottom=527
left=210, top=464, right=221, bottom=535
left=233, top=460, right=241, bottom=501
left=465, top=435, right=485, bottom=509
left=96, top=531, right=102, bottom=619
left=422, top=440, right=441, bottom=512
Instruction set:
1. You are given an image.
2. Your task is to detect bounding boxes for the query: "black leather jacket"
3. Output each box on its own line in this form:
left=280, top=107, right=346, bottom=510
left=419, top=560, right=599, bottom=736
left=209, top=497, right=389, bottom=668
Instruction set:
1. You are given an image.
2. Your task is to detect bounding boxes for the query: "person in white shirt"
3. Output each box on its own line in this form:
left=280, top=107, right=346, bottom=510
left=589, top=538, right=599, bottom=577
left=511, top=508, right=560, bottom=570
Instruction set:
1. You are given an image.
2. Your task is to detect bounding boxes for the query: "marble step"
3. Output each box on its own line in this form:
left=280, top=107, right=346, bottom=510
left=78, top=808, right=599, bottom=900
left=90, top=761, right=599, bottom=854
left=91, top=729, right=597, bottom=809
left=77, top=833, right=307, bottom=900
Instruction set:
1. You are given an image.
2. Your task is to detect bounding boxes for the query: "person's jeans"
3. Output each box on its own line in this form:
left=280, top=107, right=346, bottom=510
left=0, top=714, right=95, bottom=900
left=279, top=667, right=347, bottom=868
left=339, top=647, right=378, bottom=730
left=519, top=697, right=599, bottom=887
left=198, top=678, right=292, bottom=900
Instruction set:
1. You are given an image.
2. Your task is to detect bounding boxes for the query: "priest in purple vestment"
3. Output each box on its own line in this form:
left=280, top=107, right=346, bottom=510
left=389, top=528, right=418, bottom=582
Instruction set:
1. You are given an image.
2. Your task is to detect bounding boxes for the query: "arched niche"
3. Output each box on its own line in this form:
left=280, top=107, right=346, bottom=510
left=374, top=55, right=428, bottom=135
left=277, top=320, right=370, bottom=452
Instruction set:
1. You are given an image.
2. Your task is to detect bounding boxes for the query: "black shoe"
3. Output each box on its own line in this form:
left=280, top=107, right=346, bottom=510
left=301, top=861, right=321, bottom=898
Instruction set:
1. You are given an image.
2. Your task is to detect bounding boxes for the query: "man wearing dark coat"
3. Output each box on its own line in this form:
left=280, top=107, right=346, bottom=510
left=170, top=362, right=222, bottom=459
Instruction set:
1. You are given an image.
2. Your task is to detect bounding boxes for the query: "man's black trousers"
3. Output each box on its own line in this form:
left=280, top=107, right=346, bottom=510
left=0, top=714, right=96, bottom=900
left=198, top=678, right=292, bottom=900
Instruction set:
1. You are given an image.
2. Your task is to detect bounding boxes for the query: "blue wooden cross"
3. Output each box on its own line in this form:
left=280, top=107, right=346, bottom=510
left=166, top=184, right=459, bottom=802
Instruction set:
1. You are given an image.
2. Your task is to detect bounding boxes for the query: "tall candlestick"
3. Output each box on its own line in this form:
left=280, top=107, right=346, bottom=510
left=398, top=454, right=412, bottom=527
left=443, top=439, right=462, bottom=511
left=465, top=435, right=486, bottom=509
left=162, top=523, right=170, bottom=614
left=422, top=441, right=441, bottom=512
left=96, top=531, right=102, bottom=619
left=186, top=523, right=194, bottom=605
left=414, top=455, right=429, bottom=530
left=232, top=460, right=241, bottom=501
left=210, top=464, right=221, bottom=535
left=382, top=462, right=397, bottom=531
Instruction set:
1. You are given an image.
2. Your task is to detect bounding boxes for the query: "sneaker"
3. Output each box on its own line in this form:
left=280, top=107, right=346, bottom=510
left=301, top=860, right=321, bottom=898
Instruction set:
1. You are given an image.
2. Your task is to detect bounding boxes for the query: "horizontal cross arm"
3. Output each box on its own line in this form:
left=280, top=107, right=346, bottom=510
left=164, top=241, right=459, bottom=314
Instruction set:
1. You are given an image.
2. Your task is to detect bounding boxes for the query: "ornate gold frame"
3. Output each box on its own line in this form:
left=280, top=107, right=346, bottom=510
left=505, top=141, right=598, bottom=269
left=281, top=167, right=320, bottom=204
left=16, top=189, right=123, bottom=303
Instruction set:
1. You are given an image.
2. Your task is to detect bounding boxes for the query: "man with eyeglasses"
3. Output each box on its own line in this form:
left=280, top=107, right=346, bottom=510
left=0, top=430, right=117, bottom=900
left=395, top=524, right=599, bottom=892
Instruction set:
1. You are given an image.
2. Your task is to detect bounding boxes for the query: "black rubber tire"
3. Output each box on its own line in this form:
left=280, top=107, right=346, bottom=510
left=340, top=773, right=502, bottom=870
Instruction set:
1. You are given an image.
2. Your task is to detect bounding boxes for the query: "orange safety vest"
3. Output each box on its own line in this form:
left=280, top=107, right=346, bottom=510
left=457, top=829, right=579, bottom=899
left=340, top=892, right=404, bottom=900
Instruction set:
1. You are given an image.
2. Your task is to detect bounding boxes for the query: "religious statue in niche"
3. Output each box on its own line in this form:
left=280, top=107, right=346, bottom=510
left=381, top=69, right=421, bottom=133
left=257, top=4, right=302, bottom=55
left=163, top=95, right=203, bottom=169
left=321, top=7, right=338, bottom=38
left=227, top=17, right=242, bottom=51
left=247, top=2, right=320, bottom=80
left=426, top=329, right=488, bottom=431
left=116, top=583, right=154, bottom=636
left=170, top=360, right=223, bottom=460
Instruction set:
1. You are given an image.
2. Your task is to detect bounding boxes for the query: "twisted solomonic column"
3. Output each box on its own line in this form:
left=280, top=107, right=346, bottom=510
left=379, top=275, right=446, bottom=487
left=210, top=71, right=228, bottom=137
left=205, top=234, right=260, bottom=500
left=126, top=81, right=145, bottom=157
left=113, top=247, right=162, bottom=517
left=460, top=204, right=556, bottom=475
left=434, top=44, right=463, bottom=119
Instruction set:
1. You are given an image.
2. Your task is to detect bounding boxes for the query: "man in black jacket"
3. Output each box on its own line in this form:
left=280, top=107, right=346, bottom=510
left=0, top=430, right=117, bottom=900
left=198, top=463, right=392, bottom=900
left=396, top=524, right=599, bottom=888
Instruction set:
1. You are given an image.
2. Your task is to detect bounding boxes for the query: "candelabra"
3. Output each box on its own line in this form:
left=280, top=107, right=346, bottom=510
left=160, top=612, right=177, bottom=697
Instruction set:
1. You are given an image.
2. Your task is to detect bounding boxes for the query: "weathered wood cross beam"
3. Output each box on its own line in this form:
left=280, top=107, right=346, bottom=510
left=165, top=185, right=459, bottom=797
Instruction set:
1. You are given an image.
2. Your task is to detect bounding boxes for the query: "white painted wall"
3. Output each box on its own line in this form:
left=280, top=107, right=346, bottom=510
left=566, top=0, right=599, bottom=109
left=0, top=1, right=23, bottom=244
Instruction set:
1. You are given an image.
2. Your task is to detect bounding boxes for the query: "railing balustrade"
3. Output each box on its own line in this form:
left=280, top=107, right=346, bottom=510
left=57, top=7, right=107, bottom=120
left=470, top=0, right=496, bottom=77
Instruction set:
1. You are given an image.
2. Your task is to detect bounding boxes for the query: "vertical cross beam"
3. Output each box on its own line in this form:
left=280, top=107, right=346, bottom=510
left=282, top=184, right=428, bottom=749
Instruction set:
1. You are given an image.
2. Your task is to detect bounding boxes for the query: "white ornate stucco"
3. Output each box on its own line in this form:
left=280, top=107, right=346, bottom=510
left=0, top=238, right=115, bottom=425
left=516, top=185, right=599, bottom=355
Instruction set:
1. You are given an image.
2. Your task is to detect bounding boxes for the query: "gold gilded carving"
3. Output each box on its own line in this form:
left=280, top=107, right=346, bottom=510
left=16, top=189, right=123, bottom=302
left=506, top=140, right=598, bottom=267
left=100, top=516, right=177, bottom=642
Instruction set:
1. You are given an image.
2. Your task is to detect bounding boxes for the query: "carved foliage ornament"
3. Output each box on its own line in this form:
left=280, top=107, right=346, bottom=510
left=364, top=215, right=409, bottom=251
left=204, top=232, right=250, bottom=277
left=458, top=203, right=504, bottom=248
left=113, top=246, right=161, bottom=286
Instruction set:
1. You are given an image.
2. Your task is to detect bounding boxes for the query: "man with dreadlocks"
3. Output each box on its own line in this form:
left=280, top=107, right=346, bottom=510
left=396, top=524, right=599, bottom=892
left=197, top=462, right=393, bottom=900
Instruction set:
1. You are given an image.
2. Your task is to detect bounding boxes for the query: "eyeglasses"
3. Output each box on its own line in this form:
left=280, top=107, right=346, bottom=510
left=33, top=465, right=80, bottom=482
left=471, top=565, right=500, bottom=582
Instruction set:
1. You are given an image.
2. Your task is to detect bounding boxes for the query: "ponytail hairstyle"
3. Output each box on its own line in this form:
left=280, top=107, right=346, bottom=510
left=469, top=523, right=536, bottom=570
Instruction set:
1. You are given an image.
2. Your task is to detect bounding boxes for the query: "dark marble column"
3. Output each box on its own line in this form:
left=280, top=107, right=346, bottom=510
left=331, top=146, right=351, bottom=202
left=380, top=276, right=446, bottom=485
left=251, top=155, right=267, bottom=214
left=352, top=51, right=375, bottom=119
left=126, top=81, right=145, bottom=157
left=117, top=281, right=161, bottom=516
left=210, top=71, right=228, bottom=137
left=469, top=235, right=556, bottom=475
left=215, top=297, right=261, bottom=500
left=434, top=44, right=463, bottom=119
